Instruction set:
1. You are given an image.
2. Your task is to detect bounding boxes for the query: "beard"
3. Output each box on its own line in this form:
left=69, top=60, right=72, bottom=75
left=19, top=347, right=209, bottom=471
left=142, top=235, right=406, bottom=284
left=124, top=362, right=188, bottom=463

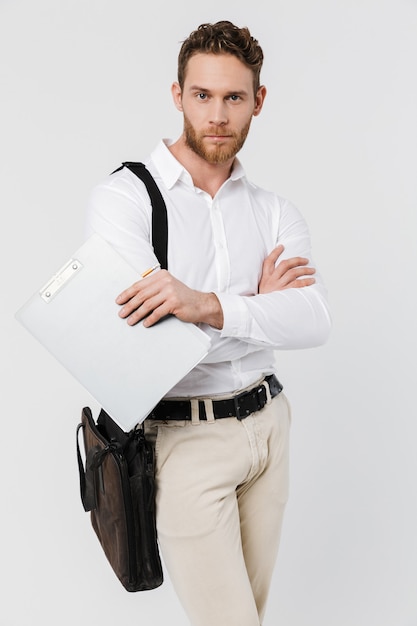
left=183, top=115, right=252, bottom=164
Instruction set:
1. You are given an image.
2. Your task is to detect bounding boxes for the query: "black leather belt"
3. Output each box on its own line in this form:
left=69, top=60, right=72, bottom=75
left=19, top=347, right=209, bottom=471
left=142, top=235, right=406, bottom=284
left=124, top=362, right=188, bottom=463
left=148, top=375, right=283, bottom=421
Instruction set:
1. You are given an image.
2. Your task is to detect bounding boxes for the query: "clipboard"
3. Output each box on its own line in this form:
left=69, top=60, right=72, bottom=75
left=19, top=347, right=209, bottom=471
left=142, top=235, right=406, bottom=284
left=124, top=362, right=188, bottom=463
left=15, top=234, right=211, bottom=431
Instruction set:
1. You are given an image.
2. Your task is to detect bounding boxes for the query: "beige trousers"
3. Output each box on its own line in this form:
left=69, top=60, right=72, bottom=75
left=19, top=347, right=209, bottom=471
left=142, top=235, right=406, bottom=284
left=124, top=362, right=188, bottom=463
left=145, top=391, right=291, bottom=626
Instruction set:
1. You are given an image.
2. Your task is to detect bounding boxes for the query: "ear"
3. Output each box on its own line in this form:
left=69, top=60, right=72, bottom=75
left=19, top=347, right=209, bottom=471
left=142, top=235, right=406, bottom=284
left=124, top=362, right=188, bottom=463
left=253, top=85, right=267, bottom=117
left=171, top=82, right=183, bottom=112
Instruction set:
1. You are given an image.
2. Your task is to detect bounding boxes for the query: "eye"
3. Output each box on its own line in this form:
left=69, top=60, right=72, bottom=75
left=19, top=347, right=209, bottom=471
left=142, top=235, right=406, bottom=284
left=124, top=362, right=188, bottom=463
left=228, top=95, right=241, bottom=102
left=197, top=93, right=208, bottom=100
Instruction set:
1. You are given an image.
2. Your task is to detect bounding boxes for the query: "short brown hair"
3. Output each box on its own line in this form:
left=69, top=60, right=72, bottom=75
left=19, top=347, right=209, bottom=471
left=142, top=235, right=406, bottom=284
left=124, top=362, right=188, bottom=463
left=177, top=21, right=264, bottom=94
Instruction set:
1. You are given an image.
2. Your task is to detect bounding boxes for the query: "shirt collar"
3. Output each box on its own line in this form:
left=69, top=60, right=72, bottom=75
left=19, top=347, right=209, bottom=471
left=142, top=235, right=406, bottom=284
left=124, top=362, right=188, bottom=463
left=150, top=139, right=247, bottom=190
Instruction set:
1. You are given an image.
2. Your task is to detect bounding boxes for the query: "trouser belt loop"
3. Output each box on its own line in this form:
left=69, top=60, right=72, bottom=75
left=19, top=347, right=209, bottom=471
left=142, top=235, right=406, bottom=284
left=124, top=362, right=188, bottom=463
left=204, top=399, right=216, bottom=424
left=191, top=399, right=200, bottom=425
left=261, top=380, right=272, bottom=405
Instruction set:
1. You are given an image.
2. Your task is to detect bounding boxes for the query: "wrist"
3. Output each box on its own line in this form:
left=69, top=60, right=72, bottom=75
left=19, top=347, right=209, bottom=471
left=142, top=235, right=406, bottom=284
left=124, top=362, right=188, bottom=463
left=201, top=292, right=224, bottom=329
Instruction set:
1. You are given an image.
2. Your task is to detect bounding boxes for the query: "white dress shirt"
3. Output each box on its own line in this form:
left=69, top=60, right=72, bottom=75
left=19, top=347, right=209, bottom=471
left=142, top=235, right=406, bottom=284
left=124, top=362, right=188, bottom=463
left=85, top=139, right=331, bottom=397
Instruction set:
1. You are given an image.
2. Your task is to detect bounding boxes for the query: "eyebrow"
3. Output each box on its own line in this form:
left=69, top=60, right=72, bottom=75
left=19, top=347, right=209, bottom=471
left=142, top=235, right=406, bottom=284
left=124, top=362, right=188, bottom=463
left=188, top=85, right=249, bottom=97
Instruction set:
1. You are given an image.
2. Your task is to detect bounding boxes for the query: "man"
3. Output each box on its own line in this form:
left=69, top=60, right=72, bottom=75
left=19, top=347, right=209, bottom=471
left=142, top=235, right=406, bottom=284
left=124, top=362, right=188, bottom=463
left=86, top=20, right=331, bottom=626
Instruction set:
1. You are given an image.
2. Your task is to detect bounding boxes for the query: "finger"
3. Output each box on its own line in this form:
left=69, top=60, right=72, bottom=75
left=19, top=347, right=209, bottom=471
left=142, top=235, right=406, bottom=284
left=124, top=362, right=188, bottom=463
left=263, top=245, right=285, bottom=269
left=275, top=256, right=310, bottom=272
left=116, top=281, right=143, bottom=305
left=118, top=284, right=159, bottom=317
left=116, top=270, right=164, bottom=304
left=126, top=308, right=146, bottom=325
left=269, top=258, right=310, bottom=284
left=129, top=301, right=169, bottom=327
left=118, top=296, right=145, bottom=318
left=118, top=275, right=165, bottom=317
left=278, top=266, right=316, bottom=286
left=289, top=266, right=316, bottom=278
left=123, top=288, right=168, bottom=324
left=286, top=276, right=316, bottom=289
left=141, top=306, right=167, bottom=327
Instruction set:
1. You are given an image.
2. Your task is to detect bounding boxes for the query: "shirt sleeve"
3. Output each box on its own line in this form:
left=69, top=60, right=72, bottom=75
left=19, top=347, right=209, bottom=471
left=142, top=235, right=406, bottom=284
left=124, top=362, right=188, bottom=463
left=214, top=198, right=332, bottom=350
left=84, top=170, right=158, bottom=273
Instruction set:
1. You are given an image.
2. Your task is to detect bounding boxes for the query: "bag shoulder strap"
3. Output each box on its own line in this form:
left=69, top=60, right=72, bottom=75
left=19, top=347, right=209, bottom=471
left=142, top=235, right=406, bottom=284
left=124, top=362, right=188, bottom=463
left=111, top=161, right=168, bottom=270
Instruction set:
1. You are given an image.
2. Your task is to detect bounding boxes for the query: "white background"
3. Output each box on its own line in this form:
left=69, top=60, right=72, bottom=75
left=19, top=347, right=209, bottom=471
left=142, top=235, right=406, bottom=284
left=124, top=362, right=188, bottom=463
left=1, top=1, right=416, bottom=624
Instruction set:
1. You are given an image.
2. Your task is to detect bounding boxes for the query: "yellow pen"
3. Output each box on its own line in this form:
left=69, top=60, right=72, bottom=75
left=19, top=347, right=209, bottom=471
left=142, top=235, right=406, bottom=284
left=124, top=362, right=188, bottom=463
left=141, top=263, right=161, bottom=278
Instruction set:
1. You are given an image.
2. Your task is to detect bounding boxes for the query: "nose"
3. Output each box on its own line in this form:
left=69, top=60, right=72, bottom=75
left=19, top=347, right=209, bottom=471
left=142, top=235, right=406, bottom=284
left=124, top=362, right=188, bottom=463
left=209, top=98, right=228, bottom=126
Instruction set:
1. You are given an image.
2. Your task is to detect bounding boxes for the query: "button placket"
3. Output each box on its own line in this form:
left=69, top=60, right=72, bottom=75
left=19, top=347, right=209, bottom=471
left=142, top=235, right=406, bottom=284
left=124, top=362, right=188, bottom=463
left=209, top=199, right=230, bottom=291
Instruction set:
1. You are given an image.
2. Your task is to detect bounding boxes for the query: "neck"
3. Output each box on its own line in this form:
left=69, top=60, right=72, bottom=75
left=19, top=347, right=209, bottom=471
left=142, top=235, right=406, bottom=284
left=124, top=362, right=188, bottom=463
left=169, top=135, right=234, bottom=197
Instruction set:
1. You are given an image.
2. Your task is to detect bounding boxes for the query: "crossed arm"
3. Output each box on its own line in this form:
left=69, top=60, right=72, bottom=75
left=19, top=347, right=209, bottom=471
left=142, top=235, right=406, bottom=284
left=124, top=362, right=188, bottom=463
left=116, top=244, right=316, bottom=329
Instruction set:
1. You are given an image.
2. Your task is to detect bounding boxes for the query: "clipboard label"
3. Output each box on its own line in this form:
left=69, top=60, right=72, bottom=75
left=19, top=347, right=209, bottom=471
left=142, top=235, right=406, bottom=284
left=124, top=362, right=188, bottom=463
left=40, top=258, right=83, bottom=302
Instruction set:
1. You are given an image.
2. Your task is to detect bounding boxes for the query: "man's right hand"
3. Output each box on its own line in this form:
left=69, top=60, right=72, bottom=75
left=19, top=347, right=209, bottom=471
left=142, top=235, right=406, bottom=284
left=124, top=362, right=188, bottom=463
left=259, top=244, right=316, bottom=294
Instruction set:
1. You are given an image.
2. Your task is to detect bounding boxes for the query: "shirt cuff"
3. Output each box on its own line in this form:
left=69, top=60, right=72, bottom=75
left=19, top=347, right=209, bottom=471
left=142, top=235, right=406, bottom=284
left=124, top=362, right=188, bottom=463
left=214, top=292, right=251, bottom=338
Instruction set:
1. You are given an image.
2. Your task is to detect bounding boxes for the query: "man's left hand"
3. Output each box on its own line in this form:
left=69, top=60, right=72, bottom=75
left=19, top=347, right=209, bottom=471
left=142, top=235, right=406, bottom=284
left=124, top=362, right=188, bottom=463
left=259, top=245, right=316, bottom=294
